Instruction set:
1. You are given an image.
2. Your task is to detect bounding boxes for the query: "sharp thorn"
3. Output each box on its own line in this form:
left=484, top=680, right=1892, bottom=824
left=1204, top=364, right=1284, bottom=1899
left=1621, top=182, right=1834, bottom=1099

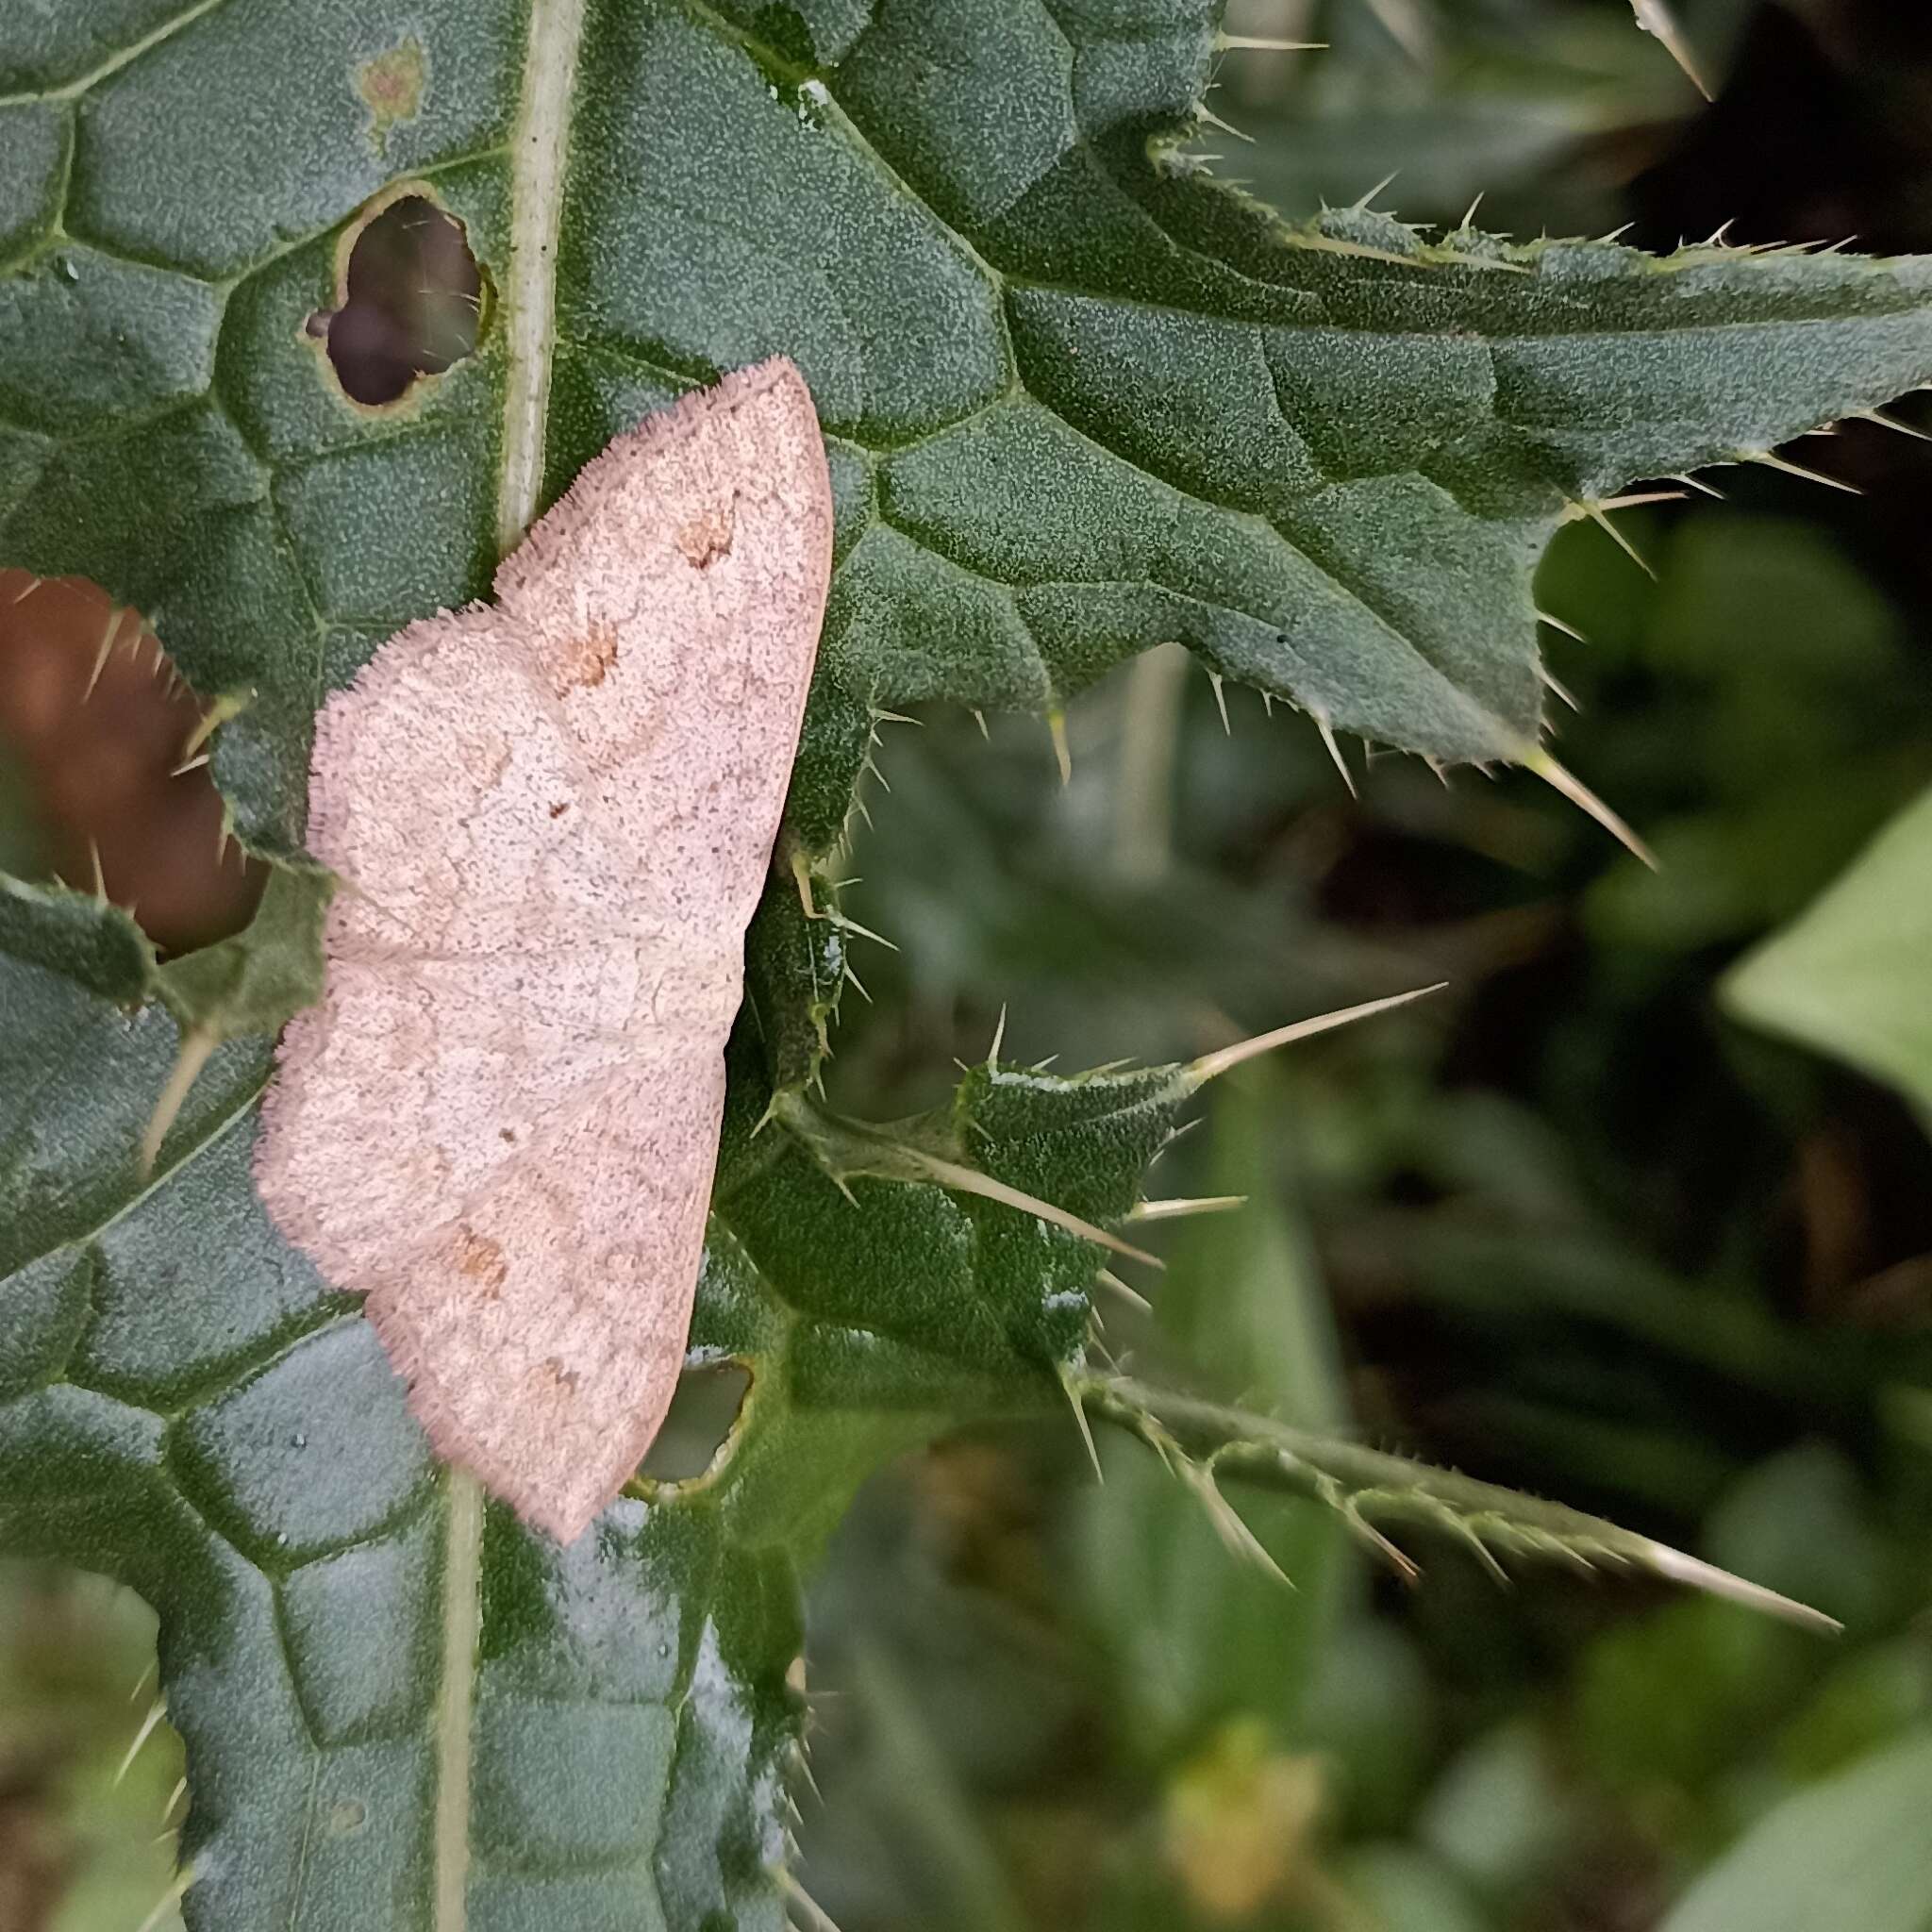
left=1218, top=33, right=1326, bottom=51
left=139, top=1026, right=222, bottom=1176
left=1574, top=499, right=1660, bottom=579
left=1631, top=0, right=1713, bottom=98
left=1314, top=713, right=1357, bottom=795
left=1061, top=1368, right=1106, bottom=1482
left=909, top=1146, right=1161, bottom=1267
left=116, top=1698, right=169, bottom=1786
left=84, top=607, right=125, bottom=701
left=1524, top=748, right=1657, bottom=868
left=1641, top=1541, right=1843, bottom=1635
left=1742, top=449, right=1863, bottom=495
left=825, top=909, right=897, bottom=952
left=791, top=850, right=819, bottom=919
left=1130, top=1194, right=1247, bottom=1223
left=1352, top=169, right=1400, bottom=212
left=1537, top=664, right=1581, bottom=711
left=1857, top=408, right=1932, bottom=442
left=134, top=1865, right=197, bottom=1932
left=1187, top=985, right=1448, bottom=1089
left=1094, top=1268, right=1154, bottom=1316
left=1194, top=104, right=1254, bottom=142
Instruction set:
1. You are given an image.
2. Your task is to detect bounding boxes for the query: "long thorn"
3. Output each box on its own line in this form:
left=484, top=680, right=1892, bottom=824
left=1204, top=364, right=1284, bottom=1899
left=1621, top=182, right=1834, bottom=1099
left=1524, top=749, right=1657, bottom=868
left=1744, top=450, right=1862, bottom=495
left=140, top=1026, right=220, bottom=1176
left=1195, top=105, right=1254, bottom=143
left=1352, top=170, right=1400, bottom=213
left=1857, top=408, right=1932, bottom=442
left=1314, top=714, right=1357, bottom=795
left=1641, top=1541, right=1841, bottom=1635
left=1536, top=608, right=1589, bottom=644
left=1062, top=1368, right=1106, bottom=1482
left=775, top=1872, right=845, bottom=1932
left=116, top=1698, right=169, bottom=1786
left=1048, top=708, right=1072, bottom=786
left=911, top=1148, right=1160, bottom=1267
left=1130, top=1194, right=1247, bottom=1223
left=134, top=1865, right=196, bottom=1932
left=1576, top=501, right=1658, bottom=580
left=790, top=849, right=819, bottom=920
left=1188, top=985, right=1447, bottom=1090
left=1095, top=1267, right=1154, bottom=1315
left=1631, top=0, right=1712, bottom=99
left=84, top=607, right=125, bottom=701
left=1537, top=664, right=1581, bottom=711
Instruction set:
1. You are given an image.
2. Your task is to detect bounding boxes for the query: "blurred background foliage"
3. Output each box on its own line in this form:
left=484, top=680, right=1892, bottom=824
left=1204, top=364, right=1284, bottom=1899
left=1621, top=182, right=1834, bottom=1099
left=4, top=0, right=1931, bottom=1926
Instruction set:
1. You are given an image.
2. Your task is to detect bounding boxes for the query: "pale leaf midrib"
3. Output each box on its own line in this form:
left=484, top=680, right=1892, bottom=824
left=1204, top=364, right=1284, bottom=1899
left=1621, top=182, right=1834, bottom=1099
left=494, top=0, right=590, bottom=554
left=437, top=5, right=590, bottom=1929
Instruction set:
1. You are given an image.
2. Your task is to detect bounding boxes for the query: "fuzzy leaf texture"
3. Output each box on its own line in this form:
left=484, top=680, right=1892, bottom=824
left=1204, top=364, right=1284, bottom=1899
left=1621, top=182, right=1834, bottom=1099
left=5, top=2, right=1932, bottom=1928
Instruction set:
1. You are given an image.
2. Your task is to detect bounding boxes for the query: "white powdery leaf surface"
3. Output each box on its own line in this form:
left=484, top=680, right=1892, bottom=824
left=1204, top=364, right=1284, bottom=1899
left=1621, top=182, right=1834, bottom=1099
left=254, top=358, right=834, bottom=1542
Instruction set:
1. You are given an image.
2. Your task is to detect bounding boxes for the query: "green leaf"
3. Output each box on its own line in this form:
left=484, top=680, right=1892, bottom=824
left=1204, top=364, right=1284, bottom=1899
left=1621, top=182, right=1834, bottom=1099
left=0, top=951, right=1185, bottom=1930
left=7, top=3, right=1930, bottom=1927
left=1724, top=785, right=1932, bottom=1123
left=1657, top=1727, right=1932, bottom=1932
left=1076, top=1377, right=1843, bottom=1637
left=1081, top=1066, right=1352, bottom=1759
left=8, top=0, right=1932, bottom=876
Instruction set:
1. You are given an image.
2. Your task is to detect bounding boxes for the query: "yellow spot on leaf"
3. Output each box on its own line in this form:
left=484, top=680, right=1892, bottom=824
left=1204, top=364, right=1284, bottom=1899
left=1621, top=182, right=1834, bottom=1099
left=356, top=38, right=426, bottom=157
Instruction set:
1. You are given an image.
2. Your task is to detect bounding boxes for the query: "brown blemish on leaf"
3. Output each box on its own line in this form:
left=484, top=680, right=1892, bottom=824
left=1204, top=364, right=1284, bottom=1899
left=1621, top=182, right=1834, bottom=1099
left=675, top=506, right=736, bottom=569
left=355, top=37, right=426, bottom=157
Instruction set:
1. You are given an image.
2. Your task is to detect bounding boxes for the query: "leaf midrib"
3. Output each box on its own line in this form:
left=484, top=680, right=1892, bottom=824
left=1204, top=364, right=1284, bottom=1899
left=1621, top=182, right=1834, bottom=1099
left=493, top=0, right=588, bottom=554
left=432, top=4, right=591, bottom=1927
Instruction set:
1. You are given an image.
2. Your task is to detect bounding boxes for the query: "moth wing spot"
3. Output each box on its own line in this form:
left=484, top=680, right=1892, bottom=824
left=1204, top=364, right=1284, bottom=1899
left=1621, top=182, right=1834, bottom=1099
left=554, top=621, right=618, bottom=692
left=675, top=506, right=735, bottom=569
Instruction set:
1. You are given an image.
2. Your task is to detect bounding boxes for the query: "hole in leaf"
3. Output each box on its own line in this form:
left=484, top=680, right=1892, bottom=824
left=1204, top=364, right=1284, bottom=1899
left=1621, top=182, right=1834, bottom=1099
left=0, top=573, right=263, bottom=954
left=638, top=1362, right=752, bottom=1482
left=308, top=193, right=484, bottom=408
